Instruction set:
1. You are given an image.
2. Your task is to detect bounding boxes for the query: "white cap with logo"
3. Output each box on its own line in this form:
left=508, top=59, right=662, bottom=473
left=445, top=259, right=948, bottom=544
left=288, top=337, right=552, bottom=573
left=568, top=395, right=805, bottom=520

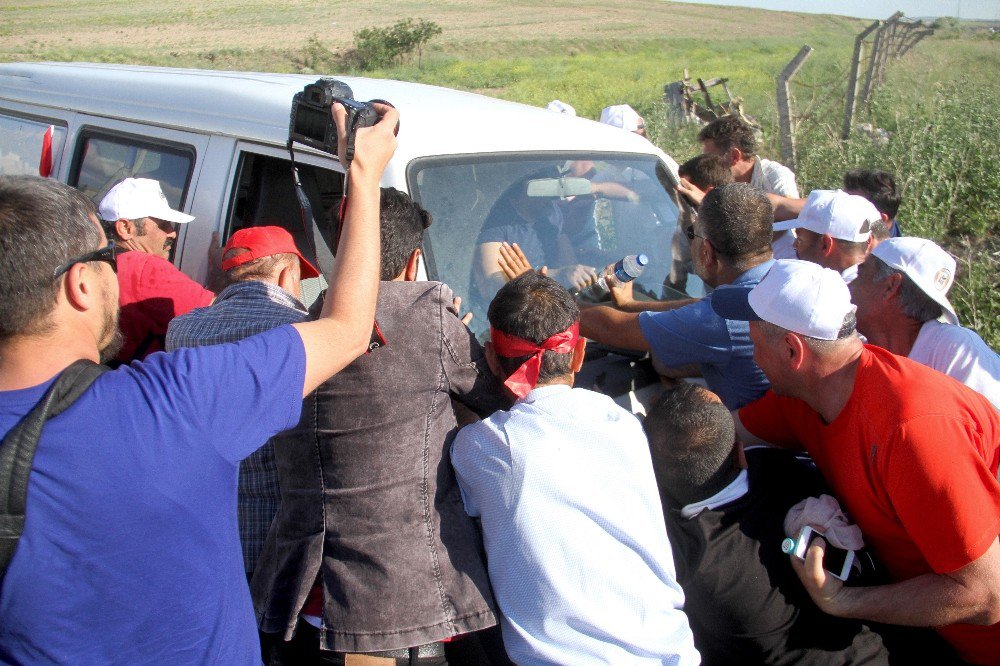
left=711, top=259, right=856, bottom=340
left=599, top=104, right=643, bottom=132
left=774, top=189, right=878, bottom=242
left=871, top=237, right=958, bottom=325
left=98, top=178, right=194, bottom=224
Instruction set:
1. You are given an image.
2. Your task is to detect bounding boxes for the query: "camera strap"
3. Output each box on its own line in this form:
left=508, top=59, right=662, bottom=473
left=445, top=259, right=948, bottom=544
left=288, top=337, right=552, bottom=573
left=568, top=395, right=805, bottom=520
left=287, top=139, right=336, bottom=275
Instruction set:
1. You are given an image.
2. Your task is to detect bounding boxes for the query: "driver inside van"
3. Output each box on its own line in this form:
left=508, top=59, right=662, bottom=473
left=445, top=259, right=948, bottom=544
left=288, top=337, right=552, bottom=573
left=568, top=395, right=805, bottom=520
left=473, top=165, right=640, bottom=300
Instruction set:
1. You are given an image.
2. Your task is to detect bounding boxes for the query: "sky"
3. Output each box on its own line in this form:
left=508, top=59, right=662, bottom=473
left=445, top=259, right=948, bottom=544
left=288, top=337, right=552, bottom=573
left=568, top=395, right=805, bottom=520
left=670, top=0, right=1000, bottom=21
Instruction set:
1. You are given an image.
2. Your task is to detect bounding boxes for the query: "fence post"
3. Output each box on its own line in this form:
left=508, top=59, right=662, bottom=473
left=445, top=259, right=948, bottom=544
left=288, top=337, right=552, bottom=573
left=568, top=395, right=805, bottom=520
left=842, top=20, right=882, bottom=140
left=899, top=28, right=934, bottom=57
left=876, top=13, right=903, bottom=85
left=777, top=45, right=813, bottom=171
left=860, top=22, right=887, bottom=108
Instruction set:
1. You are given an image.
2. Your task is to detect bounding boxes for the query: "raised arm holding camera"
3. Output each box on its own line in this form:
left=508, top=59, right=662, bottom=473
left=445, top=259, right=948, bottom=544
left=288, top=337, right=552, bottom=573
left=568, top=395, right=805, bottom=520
left=0, top=99, right=397, bottom=663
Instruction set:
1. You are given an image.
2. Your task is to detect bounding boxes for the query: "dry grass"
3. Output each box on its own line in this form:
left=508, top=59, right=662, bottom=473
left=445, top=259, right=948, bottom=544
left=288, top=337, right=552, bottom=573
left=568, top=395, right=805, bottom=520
left=1, top=0, right=864, bottom=61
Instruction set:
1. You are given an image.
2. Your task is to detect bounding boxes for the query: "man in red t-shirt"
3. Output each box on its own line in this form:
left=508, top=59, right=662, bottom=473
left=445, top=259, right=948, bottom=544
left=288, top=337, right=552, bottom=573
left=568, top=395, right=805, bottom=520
left=99, top=178, right=214, bottom=363
left=712, top=259, right=1000, bottom=665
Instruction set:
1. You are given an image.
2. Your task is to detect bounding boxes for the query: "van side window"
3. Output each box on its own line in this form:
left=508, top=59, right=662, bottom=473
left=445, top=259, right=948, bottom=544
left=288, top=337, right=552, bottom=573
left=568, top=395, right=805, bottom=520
left=71, top=133, right=193, bottom=207
left=226, top=151, right=343, bottom=307
left=0, top=114, right=66, bottom=176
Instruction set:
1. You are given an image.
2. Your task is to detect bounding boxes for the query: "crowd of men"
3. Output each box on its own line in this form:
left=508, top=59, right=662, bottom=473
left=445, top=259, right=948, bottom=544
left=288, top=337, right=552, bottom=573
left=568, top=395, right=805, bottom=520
left=0, top=103, right=998, bottom=666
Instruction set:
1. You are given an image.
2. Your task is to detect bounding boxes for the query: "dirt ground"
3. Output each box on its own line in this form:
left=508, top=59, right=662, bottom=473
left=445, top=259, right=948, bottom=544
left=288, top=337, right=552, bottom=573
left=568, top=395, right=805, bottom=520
left=2, top=0, right=861, bottom=55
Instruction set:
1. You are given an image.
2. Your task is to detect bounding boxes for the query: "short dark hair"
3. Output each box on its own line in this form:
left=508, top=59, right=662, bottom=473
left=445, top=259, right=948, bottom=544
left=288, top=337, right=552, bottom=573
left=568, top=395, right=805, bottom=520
left=380, top=187, right=431, bottom=281
left=698, top=183, right=773, bottom=267
left=843, top=169, right=901, bottom=220
left=0, top=177, right=103, bottom=341
left=643, top=383, right=737, bottom=507
left=698, top=115, right=758, bottom=159
left=488, top=271, right=579, bottom=384
left=104, top=217, right=150, bottom=242
left=677, top=154, right=734, bottom=191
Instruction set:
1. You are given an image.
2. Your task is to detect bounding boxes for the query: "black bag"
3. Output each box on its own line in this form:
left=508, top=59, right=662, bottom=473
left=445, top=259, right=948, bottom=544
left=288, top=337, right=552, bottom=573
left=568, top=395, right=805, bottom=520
left=0, top=360, right=108, bottom=578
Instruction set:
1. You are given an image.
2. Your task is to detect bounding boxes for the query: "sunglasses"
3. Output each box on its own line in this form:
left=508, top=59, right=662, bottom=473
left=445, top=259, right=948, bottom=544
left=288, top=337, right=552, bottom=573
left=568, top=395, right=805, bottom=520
left=53, top=241, right=118, bottom=279
left=684, top=225, right=707, bottom=242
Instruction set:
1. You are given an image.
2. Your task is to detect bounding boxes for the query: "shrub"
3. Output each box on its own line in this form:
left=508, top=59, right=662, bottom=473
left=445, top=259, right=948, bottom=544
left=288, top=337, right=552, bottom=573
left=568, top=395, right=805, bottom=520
left=350, top=18, right=442, bottom=70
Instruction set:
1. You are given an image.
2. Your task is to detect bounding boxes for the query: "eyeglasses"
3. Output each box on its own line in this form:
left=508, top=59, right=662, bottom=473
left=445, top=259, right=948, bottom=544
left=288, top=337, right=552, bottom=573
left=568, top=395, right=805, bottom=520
left=685, top=225, right=707, bottom=242
left=53, top=241, right=118, bottom=279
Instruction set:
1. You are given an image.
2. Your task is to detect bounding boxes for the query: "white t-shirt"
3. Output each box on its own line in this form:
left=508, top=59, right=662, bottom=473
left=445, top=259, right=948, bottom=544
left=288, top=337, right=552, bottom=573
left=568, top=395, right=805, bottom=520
left=909, top=319, right=1000, bottom=410
left=451, top=384, right=699, bottom=666
left=751, top=157, right=799, bottom=198
left=752, top=157, right=800, bottom=260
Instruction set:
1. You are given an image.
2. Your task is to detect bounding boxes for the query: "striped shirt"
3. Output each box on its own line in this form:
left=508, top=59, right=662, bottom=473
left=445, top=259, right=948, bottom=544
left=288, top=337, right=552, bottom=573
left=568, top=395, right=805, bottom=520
left=166, top=280, right=308, bottom=573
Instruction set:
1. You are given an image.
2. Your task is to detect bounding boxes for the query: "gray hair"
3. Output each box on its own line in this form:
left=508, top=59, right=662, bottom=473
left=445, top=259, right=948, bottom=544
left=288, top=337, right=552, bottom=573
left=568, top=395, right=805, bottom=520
left=758, top=311, right=858, bottom=352
left=871, top=256, right=943, bottom=323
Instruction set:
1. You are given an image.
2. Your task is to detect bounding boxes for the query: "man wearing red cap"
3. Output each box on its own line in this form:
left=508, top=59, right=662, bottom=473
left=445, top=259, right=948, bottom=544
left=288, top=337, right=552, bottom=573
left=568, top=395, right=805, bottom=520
left=166, top=225, right=319, bottom=582
left=451, top=271, right=699, bottom=665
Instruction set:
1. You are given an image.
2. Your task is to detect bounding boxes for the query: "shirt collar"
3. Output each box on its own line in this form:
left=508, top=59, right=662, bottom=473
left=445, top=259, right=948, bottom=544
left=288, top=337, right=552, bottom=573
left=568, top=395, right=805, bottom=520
left=214, top=280, right=308, bottom=314
left=680, top=469, right=749, bottom=519
left=519, top=383, right=572, bottom=404
left=731, top=258, right=775, bottom=286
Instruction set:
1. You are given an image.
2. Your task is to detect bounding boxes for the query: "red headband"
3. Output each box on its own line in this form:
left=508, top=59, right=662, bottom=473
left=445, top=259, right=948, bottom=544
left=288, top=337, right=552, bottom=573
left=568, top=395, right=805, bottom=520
left=490, top=322, right=580, bottom=399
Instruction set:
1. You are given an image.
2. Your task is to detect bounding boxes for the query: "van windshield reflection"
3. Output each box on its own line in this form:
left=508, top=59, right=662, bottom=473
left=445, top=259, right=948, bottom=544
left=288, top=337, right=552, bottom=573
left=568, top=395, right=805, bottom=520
left=409, top=154, right=698, bottom=339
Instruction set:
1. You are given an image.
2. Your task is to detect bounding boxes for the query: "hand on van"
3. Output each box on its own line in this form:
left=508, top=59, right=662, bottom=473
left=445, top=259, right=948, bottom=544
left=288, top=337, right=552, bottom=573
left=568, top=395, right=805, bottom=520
left=498, top=242, right=538, bottom=282
left=676, top=177, right=706, bottom=208
left=331, top=102, right=399, bottom=175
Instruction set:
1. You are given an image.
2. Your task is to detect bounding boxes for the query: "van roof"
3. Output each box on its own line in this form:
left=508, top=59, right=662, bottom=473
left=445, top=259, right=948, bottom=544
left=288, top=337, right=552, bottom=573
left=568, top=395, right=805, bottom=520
left=0, top=62, right=672, bottom=167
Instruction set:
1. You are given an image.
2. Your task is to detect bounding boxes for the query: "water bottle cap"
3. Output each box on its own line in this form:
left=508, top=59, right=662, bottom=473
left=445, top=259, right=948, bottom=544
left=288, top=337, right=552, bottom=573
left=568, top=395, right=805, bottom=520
left=637, top=253, right=649, bottom=266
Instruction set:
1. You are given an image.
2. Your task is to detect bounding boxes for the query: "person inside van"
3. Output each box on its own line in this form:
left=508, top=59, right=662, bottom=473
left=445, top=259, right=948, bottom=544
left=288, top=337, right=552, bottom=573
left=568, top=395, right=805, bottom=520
left=98, top=177, right=215, bottom=364
left=473, top=170, right=601, bottom=300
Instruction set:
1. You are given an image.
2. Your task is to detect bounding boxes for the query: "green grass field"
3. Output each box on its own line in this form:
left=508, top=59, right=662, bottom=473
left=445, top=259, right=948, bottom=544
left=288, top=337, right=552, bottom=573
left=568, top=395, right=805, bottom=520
left=3, top=1, right=997, bottom=344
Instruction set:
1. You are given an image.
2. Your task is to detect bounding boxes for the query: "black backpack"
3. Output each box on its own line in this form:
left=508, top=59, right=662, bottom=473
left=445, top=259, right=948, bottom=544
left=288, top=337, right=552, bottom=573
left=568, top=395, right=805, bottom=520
left=0, top=360, right=108, bottom=578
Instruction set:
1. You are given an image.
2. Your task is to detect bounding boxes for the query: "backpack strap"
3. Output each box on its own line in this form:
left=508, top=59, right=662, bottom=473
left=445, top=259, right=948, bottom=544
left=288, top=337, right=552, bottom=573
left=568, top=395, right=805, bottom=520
left=0, top=360, right=109, bottom=577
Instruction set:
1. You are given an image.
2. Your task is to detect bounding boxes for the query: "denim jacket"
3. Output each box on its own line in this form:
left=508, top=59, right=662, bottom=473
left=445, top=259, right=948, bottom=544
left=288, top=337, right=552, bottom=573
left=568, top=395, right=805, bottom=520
left=252, top=281, right=506, bottom=652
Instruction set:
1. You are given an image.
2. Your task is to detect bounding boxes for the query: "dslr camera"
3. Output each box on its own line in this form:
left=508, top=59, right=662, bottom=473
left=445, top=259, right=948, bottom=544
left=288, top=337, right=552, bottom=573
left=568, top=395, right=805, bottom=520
left=289, top=78, right=380, bottom=163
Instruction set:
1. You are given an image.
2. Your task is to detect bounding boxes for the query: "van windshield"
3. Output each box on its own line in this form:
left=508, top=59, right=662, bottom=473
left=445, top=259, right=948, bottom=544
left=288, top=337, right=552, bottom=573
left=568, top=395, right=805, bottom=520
left=408, top=153, right=696, bottom=339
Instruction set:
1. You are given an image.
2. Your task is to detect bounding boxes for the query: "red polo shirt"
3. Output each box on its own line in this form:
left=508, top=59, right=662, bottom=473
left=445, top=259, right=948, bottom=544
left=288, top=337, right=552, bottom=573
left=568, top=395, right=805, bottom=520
left=115, top=250, right=214, bottom=363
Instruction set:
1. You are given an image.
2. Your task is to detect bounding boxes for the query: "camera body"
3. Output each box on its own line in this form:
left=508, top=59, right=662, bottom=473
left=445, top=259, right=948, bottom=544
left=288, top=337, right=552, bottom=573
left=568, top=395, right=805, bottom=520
left=289, top=78, right=379, bottom=159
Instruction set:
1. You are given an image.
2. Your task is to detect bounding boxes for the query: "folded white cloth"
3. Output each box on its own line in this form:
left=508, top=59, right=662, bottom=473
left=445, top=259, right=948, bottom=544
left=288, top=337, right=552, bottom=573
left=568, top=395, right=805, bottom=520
left=784, top=494, right=865, bottom=551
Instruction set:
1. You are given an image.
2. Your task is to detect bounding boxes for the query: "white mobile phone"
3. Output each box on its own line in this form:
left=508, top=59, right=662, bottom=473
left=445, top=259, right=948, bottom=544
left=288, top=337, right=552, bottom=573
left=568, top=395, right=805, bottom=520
left=786, top=526, right=856, bottom=581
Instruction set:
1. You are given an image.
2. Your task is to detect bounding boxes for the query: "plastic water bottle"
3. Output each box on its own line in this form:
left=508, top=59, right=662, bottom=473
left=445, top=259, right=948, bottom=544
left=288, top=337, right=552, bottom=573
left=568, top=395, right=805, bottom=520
left=587, top=253, right=649, bottom=297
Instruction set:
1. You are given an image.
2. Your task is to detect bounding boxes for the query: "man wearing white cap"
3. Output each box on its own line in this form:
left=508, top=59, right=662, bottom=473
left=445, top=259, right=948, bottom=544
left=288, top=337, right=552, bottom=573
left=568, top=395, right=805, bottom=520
left=99, top=177, right=214, bottom=363
left=850, top=236, right=999, bottom=409
left=711, top=259, right=1000, bottom=665
left=599, top=104, right=646, bottom=137
left=773, top=189, right=877, bottom=284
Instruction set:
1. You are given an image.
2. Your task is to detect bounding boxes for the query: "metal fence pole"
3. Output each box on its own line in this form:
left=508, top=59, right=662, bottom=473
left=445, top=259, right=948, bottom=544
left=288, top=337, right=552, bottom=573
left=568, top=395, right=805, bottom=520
left=842, top=20, right=882, bottom=140
left=777, top=45, right=814, bottom=171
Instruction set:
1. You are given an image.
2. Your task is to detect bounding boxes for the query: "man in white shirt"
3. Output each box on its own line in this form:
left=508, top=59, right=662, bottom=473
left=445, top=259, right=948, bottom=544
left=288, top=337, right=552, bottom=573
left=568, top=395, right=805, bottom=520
left=849, top=236, right=999, bottom=408
left=697, top=115, right=800, bottom=258
left=451, top=271, right=698, bottom=666
left=773, top=189, right=878, bottom=284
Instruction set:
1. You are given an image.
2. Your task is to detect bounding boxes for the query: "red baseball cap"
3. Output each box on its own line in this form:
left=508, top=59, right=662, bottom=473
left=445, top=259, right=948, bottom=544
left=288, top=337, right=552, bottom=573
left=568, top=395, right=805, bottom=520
left=222, top=226, right=320, bottom=279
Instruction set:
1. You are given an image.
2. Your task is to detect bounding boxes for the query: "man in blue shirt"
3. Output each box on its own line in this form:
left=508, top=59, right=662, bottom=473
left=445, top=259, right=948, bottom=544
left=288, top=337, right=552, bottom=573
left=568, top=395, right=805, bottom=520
left=580, top=183, right=773, bottom=409
left=0, top=102, right=398, bottom=664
